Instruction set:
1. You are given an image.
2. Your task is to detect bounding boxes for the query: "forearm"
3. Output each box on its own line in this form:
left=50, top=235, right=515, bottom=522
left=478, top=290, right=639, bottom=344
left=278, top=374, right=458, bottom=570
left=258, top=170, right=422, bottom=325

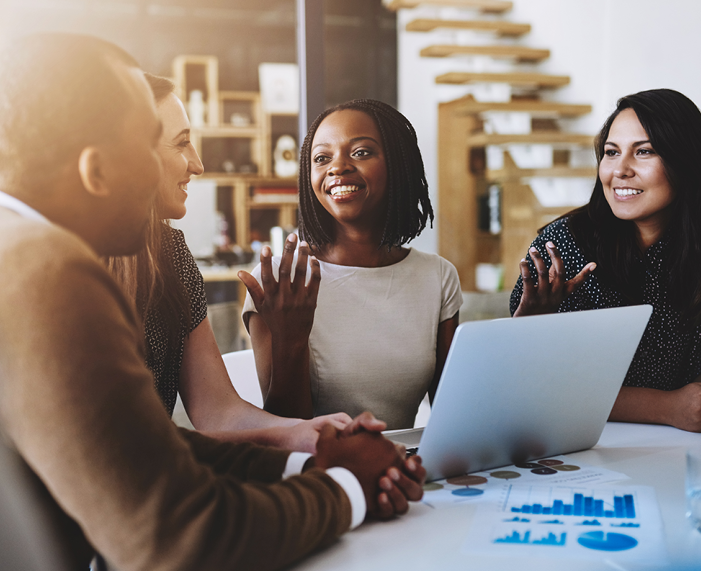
left=265, top=339, right=314, bottom=419
left=609, top=386, right=674, bottom=425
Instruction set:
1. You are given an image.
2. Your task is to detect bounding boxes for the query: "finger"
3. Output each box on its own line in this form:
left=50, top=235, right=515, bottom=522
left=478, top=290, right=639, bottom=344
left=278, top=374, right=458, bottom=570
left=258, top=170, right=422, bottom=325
left=238, top=271, right=266, bottom=309
left=380, top=474, right=409, bottom=516
left=518, top=258, right=536, bottom=303
left=403, top=456, right=427, bottom=487
left=259, top=246, right=277, bottom=293
left=354, top=411, right=387, bottom=432
left=307, top=256, right=321, bottom=301
left=293, top=240, right=309, bottom=290
left=564, top=262, right=597, bottom=296
left=388, top=466, right=423, bottom=503
left=529, top=247, right=551, bottom=296
left=394, top=443, right=407, bottom=458
left=277, top=234, right=297, bottom=289
left=545, top=242, right=565, bottom=293
left=375, top=491, right=394, bottom=520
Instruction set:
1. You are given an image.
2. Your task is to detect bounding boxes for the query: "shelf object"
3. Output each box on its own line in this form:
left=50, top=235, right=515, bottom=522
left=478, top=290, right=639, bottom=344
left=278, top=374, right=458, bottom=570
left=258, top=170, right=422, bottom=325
left=387, top=0, right=512, bottom=13
left=443, top=95, right=591, bottom=118
left=438, top=95, right=595, bottom=291
left=436, top=71, right=570, bottom=88
left=406, top=18, right=530, bottom=36
left=421, top=45, right=549, bottom=62
left=466, top=132, right=593, bottom=147
left=172, top=55, right=219, bottom=126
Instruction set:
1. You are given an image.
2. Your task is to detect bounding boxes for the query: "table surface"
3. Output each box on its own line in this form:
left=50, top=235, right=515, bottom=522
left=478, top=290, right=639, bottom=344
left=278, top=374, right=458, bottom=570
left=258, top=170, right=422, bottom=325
left=291, top=423, right=701, bottom=571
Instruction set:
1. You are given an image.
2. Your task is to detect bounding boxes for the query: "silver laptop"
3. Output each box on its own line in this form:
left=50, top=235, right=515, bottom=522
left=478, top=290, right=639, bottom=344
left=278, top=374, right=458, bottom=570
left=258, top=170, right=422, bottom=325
left=388, top=305, right=653, bottom=481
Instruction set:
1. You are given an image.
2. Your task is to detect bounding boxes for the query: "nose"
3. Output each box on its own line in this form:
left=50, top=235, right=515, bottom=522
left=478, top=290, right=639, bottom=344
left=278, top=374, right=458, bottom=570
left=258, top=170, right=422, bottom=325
left=613, top=152, right=634, bottom=179
left=188, top=145, right=204, bottom=176
left=327, top=153, right=354, bottom=176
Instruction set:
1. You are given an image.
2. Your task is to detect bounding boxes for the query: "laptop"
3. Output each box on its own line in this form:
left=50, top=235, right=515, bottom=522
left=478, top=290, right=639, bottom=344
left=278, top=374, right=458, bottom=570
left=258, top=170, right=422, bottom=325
left=387, top=305, right=653, bottom=481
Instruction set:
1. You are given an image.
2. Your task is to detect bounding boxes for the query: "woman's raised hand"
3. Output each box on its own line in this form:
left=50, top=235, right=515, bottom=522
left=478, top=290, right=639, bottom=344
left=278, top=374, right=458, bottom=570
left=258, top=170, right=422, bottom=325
left=238, top=233, right=320, bottom=341
left=513, top=241, right=596, bottom=317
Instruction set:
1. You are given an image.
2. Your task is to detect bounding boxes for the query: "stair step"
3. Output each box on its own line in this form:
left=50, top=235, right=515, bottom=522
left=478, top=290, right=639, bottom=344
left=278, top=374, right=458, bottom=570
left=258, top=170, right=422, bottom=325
left=441, top=96, right=591, bottom=118
left=386, top=0, right=512, bottom=13
left=436, top=71, right=570, bottom=88
left=466, top=132, right=594, bottom=147
left=421, top=44, right=549, bottom=62
left=406, top=18, right=530, bottom=36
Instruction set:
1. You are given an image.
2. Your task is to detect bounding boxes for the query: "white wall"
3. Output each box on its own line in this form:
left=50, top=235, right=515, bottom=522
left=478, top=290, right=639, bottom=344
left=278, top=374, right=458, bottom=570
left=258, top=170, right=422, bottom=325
left=398, top=0, right=701, bottom=254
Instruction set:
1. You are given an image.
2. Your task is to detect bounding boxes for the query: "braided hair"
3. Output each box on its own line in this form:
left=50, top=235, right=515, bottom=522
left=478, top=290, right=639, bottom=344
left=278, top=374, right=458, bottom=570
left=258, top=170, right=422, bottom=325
left=298, top=99, right=433, bottom=249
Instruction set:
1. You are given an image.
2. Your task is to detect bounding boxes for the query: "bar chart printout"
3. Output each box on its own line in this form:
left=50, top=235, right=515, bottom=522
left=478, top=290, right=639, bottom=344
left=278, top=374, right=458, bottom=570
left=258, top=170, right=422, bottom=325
left=462, top=484, right=667, bottom=563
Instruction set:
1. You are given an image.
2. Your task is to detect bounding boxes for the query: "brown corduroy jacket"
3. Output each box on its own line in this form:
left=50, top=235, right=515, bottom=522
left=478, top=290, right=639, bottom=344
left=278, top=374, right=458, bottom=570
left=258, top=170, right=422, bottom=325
left=0, top=206, right=351, bottom=570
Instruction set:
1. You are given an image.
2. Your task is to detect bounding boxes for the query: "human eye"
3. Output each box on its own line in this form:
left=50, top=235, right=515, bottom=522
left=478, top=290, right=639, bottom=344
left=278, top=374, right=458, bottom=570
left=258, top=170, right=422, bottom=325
left=637, top=147, right=655, bottom=156
left=352, top=147, right=373, bottom=158
left=603, top=147, right=618, bottom=157
left=178, top=139, right=191, bottom=149
left=313, top=154, right=329, bottom=164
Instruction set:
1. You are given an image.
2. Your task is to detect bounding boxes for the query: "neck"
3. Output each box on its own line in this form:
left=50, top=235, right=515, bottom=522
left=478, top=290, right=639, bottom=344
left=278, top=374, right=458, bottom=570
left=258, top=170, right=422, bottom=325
left=314, top=224, right=407, bottom=267
left=634, top=212, right=671, bottom=252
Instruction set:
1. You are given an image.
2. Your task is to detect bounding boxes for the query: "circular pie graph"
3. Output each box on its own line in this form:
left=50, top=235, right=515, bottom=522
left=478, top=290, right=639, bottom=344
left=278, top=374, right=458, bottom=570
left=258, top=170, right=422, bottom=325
left=446, top=475, right=488, bottom=486
left=537, top=459, right=564, bottom=466
left=489, top=470, right=521, bottom=479
left=577, top=531, right=638, bottom=552
left=531, top=467, right=557, bottom=475
left=553, top=465, right=581, bottom=472
left=451, top=488, right=484, bottom=497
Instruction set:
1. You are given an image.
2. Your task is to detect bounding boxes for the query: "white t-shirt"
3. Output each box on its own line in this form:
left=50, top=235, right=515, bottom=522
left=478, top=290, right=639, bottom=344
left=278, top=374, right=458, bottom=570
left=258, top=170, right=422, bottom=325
left=242, top=248, right=463, bottom=429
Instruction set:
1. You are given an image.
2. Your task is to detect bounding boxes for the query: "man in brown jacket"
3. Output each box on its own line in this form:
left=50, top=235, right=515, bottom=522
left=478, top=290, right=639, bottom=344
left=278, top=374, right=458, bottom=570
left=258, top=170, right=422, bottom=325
left=0, top=33, right=424, bottom=570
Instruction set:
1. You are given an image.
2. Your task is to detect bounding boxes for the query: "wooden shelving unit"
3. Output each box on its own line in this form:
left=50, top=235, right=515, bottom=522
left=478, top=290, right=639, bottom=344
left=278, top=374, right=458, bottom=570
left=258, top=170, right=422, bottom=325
left=387, top=0, right=513, bottom=13
left=421, top=44, right=549, bottom=62
left=436, top=71, right=570, bottom=88
left=173, top=56, right=299, bottom=255
left=395, top=0, right=597, bottom=292
left=406, top=18, right=530, bottom=36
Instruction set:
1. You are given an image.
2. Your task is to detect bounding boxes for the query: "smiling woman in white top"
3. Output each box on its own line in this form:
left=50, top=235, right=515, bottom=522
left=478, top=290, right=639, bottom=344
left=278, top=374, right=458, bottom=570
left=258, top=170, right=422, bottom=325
left=240, top=99, right=462, bottom=429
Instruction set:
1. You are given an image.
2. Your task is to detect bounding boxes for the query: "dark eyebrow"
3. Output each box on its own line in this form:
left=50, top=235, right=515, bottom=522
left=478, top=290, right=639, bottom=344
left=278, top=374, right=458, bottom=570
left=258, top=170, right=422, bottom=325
left=604, top=139, right=651, bottom=148
left=312, top=135, right=380, bottom=152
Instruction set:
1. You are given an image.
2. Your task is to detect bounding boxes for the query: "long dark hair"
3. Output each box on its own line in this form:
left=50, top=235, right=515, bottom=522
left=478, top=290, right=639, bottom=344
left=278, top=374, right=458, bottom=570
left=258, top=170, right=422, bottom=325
left=566, top=88, right=701, bottom=325
left=106, top=73, right=192, bottom=353
left=298, top=99, right=434, bottom=249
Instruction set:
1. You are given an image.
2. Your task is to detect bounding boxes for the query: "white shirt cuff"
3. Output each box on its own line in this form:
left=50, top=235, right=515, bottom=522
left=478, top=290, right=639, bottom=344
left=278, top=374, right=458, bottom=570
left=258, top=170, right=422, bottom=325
left=326, top=467, right=367, bottom=530
left=282, top=452, right=313, bottom=479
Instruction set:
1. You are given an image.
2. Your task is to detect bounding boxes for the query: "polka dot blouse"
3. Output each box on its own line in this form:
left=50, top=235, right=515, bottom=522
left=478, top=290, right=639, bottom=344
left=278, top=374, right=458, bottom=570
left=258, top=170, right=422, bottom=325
left=509, top=217, right=701, bottom=391
left=144, top=228, right=207, bottom=415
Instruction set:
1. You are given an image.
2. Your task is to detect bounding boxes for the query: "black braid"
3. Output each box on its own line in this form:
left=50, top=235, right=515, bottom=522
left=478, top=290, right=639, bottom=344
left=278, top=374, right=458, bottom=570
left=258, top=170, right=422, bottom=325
left=298, top=98, right=433, bottom=250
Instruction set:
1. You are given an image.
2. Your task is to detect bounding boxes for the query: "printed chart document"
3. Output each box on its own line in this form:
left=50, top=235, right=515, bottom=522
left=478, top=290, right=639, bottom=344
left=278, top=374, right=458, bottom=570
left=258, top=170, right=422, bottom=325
left=462, top=484, right=668, bottom=564
left=422, top=456, right=628, bottom=509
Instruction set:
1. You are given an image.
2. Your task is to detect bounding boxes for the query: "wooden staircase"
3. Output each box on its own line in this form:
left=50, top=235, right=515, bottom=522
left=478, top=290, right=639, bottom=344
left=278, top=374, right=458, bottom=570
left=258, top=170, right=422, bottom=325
left=387, top=0, right=595, bottom=292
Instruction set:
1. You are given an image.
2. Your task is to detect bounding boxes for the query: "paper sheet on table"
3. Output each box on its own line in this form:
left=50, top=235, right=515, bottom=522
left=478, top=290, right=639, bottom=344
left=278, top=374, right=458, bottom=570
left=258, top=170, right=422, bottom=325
left=422, top=455, right=628, bottom=509
left=462, top=484, right=668, bottom=565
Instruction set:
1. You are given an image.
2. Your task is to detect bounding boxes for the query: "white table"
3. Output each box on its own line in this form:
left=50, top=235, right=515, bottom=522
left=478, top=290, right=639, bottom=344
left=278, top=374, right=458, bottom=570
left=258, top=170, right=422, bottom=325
left=292, top=423, right=701, bottom=570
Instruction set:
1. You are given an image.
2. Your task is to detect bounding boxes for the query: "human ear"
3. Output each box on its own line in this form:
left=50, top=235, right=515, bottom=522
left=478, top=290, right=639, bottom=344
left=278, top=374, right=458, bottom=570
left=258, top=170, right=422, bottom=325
left=77, top=147, right=111, bottom=198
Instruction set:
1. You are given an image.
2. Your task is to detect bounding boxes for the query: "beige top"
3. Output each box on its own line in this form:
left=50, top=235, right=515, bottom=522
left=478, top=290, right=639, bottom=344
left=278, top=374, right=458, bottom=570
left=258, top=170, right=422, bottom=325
left=0, top=206, right=352, bottom=571
left=244, top=248, right=463, bottom=429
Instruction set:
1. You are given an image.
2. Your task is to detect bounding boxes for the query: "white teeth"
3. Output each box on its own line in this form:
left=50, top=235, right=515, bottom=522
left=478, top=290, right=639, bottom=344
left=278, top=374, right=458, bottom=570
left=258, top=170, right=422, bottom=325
left=330, top=185, right=360, bottom=196
left=615, top=188, right=642, bottom=197
left=179, top=184, right=187, bottom=191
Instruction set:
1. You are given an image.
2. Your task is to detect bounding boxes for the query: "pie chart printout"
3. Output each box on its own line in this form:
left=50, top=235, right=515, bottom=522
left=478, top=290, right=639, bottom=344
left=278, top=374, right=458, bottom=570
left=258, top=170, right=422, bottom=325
left=577, top=531, right=639, bottom=552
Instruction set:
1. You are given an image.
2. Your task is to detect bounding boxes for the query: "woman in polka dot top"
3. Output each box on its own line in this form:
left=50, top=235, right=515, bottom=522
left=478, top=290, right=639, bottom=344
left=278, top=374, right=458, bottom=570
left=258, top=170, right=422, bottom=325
left=510, top=89, right=701, bottom=433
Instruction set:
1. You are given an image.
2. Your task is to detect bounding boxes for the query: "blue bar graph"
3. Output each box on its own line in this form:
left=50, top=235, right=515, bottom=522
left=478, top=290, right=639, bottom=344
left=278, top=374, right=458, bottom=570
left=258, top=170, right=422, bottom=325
left=511, top=493, right=637, bottom=519
left=495, top=530, right=566, bottom=546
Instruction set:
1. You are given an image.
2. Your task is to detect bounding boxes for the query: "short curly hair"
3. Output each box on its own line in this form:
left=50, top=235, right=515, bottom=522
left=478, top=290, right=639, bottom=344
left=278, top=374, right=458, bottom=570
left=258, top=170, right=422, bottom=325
left=298, top=99, right=434, bottom=249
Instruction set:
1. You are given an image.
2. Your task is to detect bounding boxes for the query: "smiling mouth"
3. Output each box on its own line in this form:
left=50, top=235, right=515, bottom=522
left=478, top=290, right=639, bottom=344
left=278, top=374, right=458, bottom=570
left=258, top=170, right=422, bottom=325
left=615, top=188, right=643, bottom=197
left=179, top=183, right=188, bottom=192
left=328, top=184, right=361, bottom=197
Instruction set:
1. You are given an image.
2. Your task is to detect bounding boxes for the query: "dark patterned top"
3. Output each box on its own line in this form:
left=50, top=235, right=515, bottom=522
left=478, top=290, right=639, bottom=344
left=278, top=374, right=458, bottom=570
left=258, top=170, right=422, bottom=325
left=144, top=227, right=207, bottom=415
left=509, top=217, right=701, bottom=390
